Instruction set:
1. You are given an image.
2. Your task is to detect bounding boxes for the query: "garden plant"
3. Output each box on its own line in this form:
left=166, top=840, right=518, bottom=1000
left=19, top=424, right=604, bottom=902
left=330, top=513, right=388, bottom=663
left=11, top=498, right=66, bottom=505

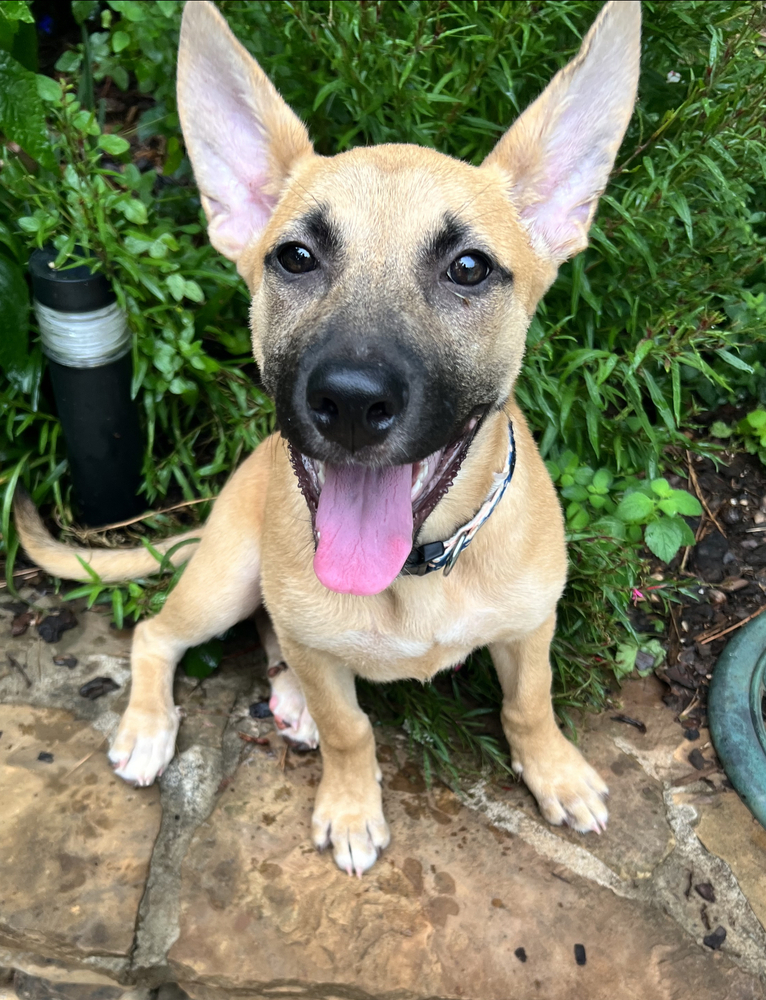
left=1, top=0, right=765, bottom=778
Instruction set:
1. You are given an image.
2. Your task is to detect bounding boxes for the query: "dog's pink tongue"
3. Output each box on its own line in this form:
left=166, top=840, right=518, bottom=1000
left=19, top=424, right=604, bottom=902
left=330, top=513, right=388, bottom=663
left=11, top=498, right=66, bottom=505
left=314, top=463, right=413, bottom=596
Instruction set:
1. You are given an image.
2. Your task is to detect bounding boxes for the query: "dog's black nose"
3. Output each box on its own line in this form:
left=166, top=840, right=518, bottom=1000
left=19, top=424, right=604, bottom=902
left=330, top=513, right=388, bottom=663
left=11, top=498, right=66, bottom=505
left=306, top=359, right=407, bottom=452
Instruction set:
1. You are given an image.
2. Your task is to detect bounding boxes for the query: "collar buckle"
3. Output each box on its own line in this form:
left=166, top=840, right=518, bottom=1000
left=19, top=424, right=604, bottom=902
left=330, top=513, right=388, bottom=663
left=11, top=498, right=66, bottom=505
left=442, top=530, right=468, bottom=577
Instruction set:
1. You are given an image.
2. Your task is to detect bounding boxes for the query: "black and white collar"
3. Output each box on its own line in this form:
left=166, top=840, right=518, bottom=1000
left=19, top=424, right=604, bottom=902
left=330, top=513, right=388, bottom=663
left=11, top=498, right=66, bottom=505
left=401, top=420, right=516, bottom=578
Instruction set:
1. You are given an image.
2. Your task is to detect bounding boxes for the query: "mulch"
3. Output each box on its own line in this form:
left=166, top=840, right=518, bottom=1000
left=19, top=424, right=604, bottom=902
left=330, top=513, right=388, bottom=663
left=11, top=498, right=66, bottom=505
left=634, top=445, right=766, bottom=741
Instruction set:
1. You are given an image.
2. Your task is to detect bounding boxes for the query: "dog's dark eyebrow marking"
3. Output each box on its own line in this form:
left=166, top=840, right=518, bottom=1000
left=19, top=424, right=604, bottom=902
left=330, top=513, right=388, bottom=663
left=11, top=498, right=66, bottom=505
left=421, top=213, right=471, bottom=263
left=298, top=206, right=343, bottom=258
left=420, top=212, right=513, bottom=285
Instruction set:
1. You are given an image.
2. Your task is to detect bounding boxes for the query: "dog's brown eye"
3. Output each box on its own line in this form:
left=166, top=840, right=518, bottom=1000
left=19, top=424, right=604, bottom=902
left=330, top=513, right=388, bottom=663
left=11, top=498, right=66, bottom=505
left=447, top=252, right=491, bottom=286
left=277, top=243, right=317, bottom=274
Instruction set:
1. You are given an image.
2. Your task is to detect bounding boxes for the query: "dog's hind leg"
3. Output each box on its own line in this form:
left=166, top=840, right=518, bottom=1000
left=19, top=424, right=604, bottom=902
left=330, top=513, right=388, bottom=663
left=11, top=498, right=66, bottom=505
left=109, top=446, right=270, bottom=786
left=254, top=609, right=319, bottom=750
left=491, top=616, right=609, bottom=834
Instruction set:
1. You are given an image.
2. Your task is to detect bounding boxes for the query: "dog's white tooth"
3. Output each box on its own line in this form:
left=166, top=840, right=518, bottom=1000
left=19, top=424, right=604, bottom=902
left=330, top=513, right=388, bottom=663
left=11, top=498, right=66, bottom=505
left=317, top=461, right=326, bottom=487
left=411, top=459, right=429, bottom=500
left=316, top=530, right=321, bottom=541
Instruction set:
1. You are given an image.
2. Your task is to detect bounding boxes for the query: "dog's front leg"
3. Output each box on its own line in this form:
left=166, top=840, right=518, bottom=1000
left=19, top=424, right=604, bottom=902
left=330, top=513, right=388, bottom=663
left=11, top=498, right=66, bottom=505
left=279, top=638, right=388, bottom=876
left=491, top=616, right=609, bottom=834
left=109, top=450, right=269, bottom=785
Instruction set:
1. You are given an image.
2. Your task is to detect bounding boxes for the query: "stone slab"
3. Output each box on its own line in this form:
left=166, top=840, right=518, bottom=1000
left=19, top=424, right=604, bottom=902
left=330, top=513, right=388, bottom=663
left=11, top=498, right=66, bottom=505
left=0, top=705, right=161, bottom=965
left=695, top=789, right=766, bottom=930
left=169, top=739, right=762, bottom=1000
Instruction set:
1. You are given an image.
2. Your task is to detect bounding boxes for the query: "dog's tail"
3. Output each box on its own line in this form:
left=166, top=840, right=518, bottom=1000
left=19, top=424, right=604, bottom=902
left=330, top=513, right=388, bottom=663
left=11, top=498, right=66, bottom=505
left=13, top=485, right=204, bottom=583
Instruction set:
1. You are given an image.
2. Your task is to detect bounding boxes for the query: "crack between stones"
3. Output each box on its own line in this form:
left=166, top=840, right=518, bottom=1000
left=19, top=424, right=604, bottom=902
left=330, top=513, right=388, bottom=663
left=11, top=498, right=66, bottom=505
left=126, top=683, right=255, bottom=987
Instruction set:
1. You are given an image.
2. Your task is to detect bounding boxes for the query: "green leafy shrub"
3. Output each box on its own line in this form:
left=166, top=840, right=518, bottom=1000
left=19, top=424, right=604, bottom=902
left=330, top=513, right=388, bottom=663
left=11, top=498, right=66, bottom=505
left=1, top=1, right=765, bottom=761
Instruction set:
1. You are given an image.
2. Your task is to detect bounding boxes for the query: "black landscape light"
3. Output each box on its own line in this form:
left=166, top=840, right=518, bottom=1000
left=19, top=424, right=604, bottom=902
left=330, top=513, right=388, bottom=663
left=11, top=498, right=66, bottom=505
left=29, top=247, right=144, bottom=527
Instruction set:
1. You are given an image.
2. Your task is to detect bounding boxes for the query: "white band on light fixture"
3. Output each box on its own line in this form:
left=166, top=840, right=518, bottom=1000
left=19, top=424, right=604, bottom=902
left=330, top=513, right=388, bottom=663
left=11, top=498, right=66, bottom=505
left=34, top=299, right=131, bottom=368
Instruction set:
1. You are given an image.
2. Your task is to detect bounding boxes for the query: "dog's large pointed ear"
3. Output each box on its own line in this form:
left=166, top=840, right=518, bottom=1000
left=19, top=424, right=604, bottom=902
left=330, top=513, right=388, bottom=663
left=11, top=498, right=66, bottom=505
left=483, top=0, right=640, bottom=263
left=177, top=1, right=313, bottom=266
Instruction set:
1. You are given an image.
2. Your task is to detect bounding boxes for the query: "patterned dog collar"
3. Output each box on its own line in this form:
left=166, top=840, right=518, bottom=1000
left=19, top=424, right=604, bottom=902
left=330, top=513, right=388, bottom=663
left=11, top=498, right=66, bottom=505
left=401, top=420, right=516, bottom=578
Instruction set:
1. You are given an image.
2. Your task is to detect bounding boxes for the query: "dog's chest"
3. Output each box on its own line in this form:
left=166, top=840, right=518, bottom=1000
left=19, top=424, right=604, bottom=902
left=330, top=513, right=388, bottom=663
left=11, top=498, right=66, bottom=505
left=307, top=591, right=517, bottom=680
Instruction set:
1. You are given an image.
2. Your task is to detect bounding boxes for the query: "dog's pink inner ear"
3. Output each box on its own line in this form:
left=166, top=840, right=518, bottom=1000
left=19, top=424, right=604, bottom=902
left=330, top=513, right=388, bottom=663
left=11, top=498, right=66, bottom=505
left=484, top=0, right=641, bottom=262
left=177, top=1, right=312, bottom=266
left=193, top=102, right=278, bottom=259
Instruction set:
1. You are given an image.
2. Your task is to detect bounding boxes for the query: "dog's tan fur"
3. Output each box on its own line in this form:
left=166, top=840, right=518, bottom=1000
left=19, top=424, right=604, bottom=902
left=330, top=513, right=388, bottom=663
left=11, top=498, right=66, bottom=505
left=15, top=0, right=640, bottom=874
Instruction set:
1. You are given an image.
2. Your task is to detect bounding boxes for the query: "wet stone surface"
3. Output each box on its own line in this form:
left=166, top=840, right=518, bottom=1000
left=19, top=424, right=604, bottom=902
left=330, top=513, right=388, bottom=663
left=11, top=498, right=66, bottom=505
left=1, top=594, right=765, bottom=999
left=168, top=727, right=763, bottom=1000
left=0, top=704, right=161, bottom=964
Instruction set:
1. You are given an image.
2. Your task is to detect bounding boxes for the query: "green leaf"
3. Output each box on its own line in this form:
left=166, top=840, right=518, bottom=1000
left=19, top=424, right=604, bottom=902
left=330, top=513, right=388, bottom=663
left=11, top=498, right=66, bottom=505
left=35, top=74, right=61, bottom=102
left=111, top=588, right=124, bottom=630
left=183, top=280, right=204, bottom=303
left=119, top=197, right=148, bottom=224
left=710, top=421, right=732, bottom=439
left=716, top=349, right=753, bottom=374
left=745, top=410, right=766, bottom=431
left=166, top=273, right=186, bottom=301
left=667, top=489, right=702, bottom=517
left=112, top=29, right=130, bottom=53
left=0, top=254, right=29, bottom=375
left=650, top=478, right=672, bottom=497
left=0, top=51, right=55, bottom=168
left=98, top=132, right=130, bottom=155
left=72, top=0, right=99, bottom=24
left=561, top=484, right=589, bottom=502
left=614, top=642, right=638, bottom=679
left=644, top=518, right=685, bottom=563
left=54, top=49, right=82, bottom=73
left=590, top=468, right=613, bottom=494
left=568, top=506, right=589, bottom=532
left=0, top=2, right=34, bottom=22
left=615, top=491, right=655, bottom=524
left=182, top=638, right=224, bottom=679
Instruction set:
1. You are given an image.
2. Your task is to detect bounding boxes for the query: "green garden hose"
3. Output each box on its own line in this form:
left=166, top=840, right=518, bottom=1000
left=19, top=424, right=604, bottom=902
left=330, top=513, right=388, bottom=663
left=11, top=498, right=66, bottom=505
left=708, top=610, right=766, bottom=829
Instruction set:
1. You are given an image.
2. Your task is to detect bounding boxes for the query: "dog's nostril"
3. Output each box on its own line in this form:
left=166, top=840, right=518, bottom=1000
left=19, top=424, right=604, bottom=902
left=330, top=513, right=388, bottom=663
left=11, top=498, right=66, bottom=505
left=309, top=395, right=339, bottom=420
left=366, top=401, right=392, bottom=426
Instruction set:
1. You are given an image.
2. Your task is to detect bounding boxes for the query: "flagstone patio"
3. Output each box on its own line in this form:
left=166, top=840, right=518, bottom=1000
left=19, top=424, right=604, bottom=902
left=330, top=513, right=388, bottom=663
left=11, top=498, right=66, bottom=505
left=1, top=592, right=764, bottom=1000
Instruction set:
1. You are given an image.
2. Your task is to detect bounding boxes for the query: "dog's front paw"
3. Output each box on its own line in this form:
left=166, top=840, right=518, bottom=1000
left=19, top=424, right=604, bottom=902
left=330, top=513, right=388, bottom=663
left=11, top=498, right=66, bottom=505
left=511, top=730, right=609, bottom=834
left=311, top=780, right=390, bottom=876
left=268, top=664, right=319, bottom=750
left=108, top=706, right=180, bottom=787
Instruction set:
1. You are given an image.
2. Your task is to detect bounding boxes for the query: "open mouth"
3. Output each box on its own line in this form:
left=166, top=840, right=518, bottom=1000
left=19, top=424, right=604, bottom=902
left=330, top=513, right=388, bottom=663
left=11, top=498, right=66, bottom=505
left=288, top=412, right=485, bottom=596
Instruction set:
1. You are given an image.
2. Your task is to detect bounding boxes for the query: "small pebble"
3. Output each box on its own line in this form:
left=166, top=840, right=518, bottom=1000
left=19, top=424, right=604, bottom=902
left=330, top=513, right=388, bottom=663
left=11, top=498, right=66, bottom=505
left=683, top=728, right=700, bottom=741
left=53, top=655, right=78, bottom=669
left=37, top=751, right=54, bottom=763
left=249, top=701, right=273, bottom=719
left=703, top=926, right=726, bottom=950
left=695, top=882, right=716, bottom=903
left=79, top=676, right=120, bottom=700
left=574, top=943, right=587, bottom=966
left=37, top=608, right=78, bottom=643
left=688, top=748, right=707, bottom=770
left=514, top=947, right=527, bottom=963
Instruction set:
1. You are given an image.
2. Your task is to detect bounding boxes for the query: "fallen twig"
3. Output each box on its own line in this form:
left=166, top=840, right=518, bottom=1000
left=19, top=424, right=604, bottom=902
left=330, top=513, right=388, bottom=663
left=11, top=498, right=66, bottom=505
left=0, top=567, right=43, bottom=590
left=686, top=450, right=727, bottom=538
left=237, top=731, right=270, bottom=746
left=64, top=737, right=107, bottom=778
left=6, top=653, right=31, bottom=688
left=697, top=602, right=766, bottom=645
left=73, top=496, right=217, bottom=535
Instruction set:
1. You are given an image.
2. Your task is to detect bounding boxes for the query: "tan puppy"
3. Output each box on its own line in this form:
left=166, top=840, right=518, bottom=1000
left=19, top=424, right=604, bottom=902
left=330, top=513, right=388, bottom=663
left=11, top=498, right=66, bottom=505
left=16, top=0, right=641, bottom=876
